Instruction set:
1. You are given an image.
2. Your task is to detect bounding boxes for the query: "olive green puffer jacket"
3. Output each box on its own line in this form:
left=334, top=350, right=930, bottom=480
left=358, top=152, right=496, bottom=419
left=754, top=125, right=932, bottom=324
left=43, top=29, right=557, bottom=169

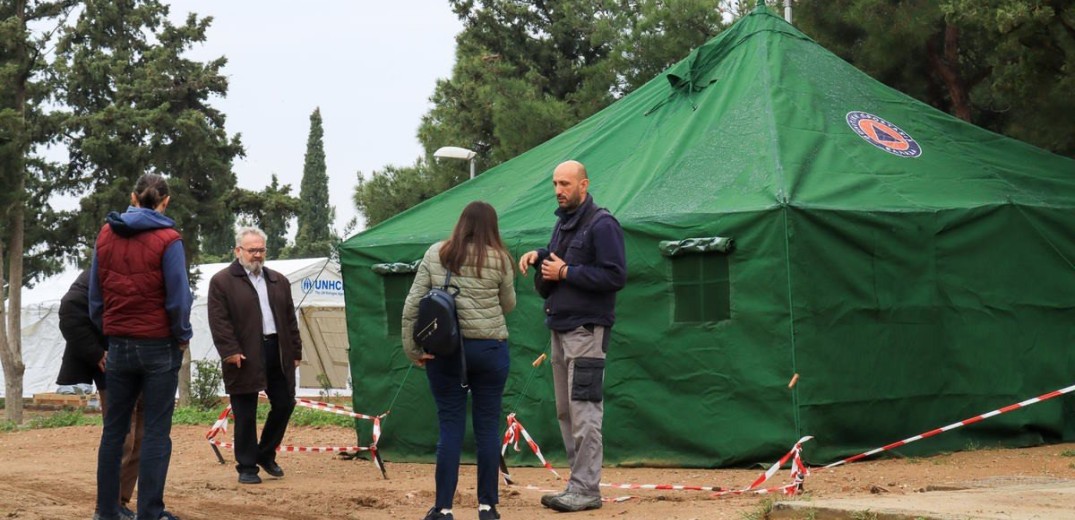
left=401, top=241, right=516, bottom=362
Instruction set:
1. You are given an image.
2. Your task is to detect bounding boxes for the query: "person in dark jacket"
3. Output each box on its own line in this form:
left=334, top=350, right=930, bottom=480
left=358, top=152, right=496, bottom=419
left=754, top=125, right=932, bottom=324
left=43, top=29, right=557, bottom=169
left=89, top=173, right=192, bottom=520
left=518, top=160, right=627, bottom=513
left=57, top=270, right=107, bottom=391
left=208, top=226, right=302, bottom=485
left=57, top=269, right=143, bottom=519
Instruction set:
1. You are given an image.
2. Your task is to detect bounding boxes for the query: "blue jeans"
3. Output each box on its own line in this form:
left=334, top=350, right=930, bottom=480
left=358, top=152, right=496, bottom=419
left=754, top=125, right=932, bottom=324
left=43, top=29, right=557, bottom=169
left=425, top=339, right=509, bottom=509
left=96, top=338, right=182, bottom=520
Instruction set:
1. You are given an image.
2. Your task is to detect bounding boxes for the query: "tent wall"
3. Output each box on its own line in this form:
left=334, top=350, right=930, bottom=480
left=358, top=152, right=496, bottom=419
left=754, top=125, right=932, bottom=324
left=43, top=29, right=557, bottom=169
left=791, top=205, right=1075, bottom=461
left=6, top=258, right=349, bottom=398
left=345, top=211, right=809, bottom=467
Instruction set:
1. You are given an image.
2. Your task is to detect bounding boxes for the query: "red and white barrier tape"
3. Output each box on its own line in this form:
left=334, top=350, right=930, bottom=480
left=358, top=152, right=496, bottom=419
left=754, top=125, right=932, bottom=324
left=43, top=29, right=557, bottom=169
left=210, top=440, right=375, bottom=453
left=748, top=435, right=812, bottom=489
left=500, top=413, right=563, bottom=481
left=294, top=397, right=387, bottom=421
left=825, top=382, right=1075, bottom=469
left=500, top=383, right=1075, bottom=504
left=205, top=396, right=386, bottom=471
left=501, top=412, right=810, bottom=499
left=600, top=482, right=722, bottom=492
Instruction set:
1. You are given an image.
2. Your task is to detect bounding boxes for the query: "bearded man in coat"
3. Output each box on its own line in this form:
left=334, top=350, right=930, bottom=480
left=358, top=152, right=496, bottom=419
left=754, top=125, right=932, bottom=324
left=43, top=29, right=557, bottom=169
left=208, top=226, right=302, bottom=484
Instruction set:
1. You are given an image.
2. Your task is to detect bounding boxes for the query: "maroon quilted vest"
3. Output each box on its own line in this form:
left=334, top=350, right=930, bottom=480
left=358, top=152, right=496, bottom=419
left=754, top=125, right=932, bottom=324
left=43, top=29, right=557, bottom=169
left=95, top=224, right=182, bottom=338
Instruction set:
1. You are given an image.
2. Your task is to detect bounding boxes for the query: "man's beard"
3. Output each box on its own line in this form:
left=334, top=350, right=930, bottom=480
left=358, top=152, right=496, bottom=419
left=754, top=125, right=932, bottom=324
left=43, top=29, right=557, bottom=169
left=559, top=193, right=583, bottom=211
left=240, top=257, right=263, bottom=275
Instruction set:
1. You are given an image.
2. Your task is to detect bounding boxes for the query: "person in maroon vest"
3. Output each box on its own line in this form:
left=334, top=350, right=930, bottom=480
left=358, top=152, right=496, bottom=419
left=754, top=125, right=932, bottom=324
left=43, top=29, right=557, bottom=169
left=89, top=173, right=192, bottom=520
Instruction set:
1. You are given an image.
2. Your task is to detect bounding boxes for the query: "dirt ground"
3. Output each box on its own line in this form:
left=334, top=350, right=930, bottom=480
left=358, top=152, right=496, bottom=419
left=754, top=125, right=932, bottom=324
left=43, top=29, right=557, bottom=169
left=1, top=422, right=1073, bottom=520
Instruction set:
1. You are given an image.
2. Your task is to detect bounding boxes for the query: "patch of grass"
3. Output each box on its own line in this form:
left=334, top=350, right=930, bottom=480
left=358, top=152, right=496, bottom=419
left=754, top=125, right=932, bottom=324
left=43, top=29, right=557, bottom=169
left=173, top=403, right=356, bottom=429
left=964, top=440, right=982, bottom=451
left=850, top=511, right=879, bottom=520
left=28, top=409, right=98, bottom=429
left=0, top=409, right=100, bottom=433
left=1059, top=450, right=1075, bottom=457
left=739, top=498, right=773, bottom=520
left=172, top=406, right=221, bottom=426
left=290, top=406, right=355, bottom=428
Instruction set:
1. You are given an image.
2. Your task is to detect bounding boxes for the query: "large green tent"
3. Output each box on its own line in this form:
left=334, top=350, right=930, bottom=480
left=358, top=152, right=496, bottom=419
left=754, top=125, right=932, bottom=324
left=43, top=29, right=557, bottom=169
left=340, top=5, right=1075, bottom=467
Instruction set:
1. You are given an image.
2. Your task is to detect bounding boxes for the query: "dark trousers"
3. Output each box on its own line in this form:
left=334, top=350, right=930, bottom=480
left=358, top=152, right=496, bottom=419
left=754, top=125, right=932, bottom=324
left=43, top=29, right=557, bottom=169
left=100, top=391, right=144, bottom=506
left=229, top=335, right=295, bottom=475
left=425, top=338, right=510, bottom=509
left=96, top=338, right=181, bottom=520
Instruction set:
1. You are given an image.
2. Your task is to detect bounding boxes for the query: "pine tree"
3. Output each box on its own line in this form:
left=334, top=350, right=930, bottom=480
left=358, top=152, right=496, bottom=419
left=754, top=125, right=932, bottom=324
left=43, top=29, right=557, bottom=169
left=231, top=174, right=301, bottom=258
left=291, top=107, right=333, bottom=257
left=0, top=0, right=76, bottom=424
left=53, top=0, right=243, bottom=405
left=356, top=0, right=729, bottom=225
left=54, top=0, right=244, bottom=265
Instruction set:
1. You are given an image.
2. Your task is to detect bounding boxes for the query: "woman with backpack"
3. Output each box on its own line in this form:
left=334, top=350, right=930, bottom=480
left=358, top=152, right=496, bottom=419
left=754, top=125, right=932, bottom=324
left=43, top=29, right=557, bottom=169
left=402, top=201, right=516, bottom=520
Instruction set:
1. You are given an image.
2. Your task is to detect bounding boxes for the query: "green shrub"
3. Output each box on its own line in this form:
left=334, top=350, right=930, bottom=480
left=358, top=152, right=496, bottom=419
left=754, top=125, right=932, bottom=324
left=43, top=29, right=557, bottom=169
left=190, top=359, right=224, bottom=410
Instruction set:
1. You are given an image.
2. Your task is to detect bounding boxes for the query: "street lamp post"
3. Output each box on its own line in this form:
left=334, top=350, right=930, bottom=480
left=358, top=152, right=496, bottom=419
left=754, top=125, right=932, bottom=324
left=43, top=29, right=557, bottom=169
left=433, top=146, right=477, bottom=180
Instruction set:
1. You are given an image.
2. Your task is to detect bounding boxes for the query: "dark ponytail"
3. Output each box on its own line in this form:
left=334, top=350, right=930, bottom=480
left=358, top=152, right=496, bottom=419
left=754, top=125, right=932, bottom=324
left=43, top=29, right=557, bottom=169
left=133, top=173, right=170, bottom=209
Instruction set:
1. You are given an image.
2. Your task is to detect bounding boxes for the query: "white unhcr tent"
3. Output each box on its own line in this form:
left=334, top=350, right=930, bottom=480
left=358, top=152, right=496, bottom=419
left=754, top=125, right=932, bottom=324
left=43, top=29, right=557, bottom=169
left=5, top=257, right=350, bottom=398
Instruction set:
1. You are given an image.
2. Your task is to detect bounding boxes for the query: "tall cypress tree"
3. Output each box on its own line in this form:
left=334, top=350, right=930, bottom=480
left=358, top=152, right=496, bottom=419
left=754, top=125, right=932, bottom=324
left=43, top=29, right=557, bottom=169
left=291, top=107, right=333, bottom=257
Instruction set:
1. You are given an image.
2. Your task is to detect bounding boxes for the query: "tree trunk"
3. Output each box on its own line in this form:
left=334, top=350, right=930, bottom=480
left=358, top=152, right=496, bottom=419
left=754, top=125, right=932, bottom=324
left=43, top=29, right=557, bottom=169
left=2, top=205, right=27, bottom=425
left=0, top=0, right=29, bottom=424
left=928, top=23, right=973, bottom=122
left=0, top=240, right=25, bottom=424
left=178, top=349, right=191, bottom=407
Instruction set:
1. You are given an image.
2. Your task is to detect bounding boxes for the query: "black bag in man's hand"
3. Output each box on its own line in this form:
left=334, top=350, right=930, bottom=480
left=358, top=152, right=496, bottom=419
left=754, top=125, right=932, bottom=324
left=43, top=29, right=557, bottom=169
left=413, top=271, right=462, bottom=356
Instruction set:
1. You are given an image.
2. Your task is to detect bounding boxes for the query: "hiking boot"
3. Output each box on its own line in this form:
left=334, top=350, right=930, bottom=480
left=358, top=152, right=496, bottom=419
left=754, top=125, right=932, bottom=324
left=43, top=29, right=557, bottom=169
left=238, top=472, right=262, bottom=484
left=258, top=460, right=285, bottom=478
left=478, top=504, right=500, bottom=520
left=544, top=492, right=602, bottom=512
left=118, top=505, right=135, bottom=520
left=422, top=507, right=454, bottom=520
left=540, top=490, right=568, bottom=508
left=158, top=512, right=180, bottom=520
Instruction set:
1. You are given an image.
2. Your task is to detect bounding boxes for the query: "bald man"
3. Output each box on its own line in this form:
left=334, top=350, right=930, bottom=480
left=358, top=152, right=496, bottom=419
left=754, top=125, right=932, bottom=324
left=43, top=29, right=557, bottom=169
left=518, top=160, right=627, bottom=513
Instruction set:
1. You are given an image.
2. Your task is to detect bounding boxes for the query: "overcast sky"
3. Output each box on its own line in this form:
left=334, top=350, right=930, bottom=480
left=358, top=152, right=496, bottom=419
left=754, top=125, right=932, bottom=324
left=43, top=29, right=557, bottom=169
left=169, top=1, right=464, bottom=235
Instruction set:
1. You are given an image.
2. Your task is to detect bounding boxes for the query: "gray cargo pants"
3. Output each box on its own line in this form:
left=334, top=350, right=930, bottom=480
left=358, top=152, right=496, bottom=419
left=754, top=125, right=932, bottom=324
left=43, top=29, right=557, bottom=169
left=551, top=324, right=609, bottom=497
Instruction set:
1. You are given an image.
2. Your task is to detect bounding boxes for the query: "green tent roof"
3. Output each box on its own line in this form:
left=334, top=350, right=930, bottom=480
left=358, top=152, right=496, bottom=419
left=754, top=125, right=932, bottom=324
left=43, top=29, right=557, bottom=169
left=350, top=5, right=1075, bottom=248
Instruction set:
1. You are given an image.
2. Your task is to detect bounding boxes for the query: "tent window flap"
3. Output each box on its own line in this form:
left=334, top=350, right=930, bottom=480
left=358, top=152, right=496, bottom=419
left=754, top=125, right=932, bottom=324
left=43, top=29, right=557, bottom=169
left=659, top=236, right=735, bottom=257
left=371, top=260, right=421, bottom=275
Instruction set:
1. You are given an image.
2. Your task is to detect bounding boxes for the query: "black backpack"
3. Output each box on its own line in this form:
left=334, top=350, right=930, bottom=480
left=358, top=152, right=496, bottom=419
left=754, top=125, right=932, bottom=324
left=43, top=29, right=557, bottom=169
left=413, top=270, right=462, bottom=355
left=413, top=270, right=469, bottom=386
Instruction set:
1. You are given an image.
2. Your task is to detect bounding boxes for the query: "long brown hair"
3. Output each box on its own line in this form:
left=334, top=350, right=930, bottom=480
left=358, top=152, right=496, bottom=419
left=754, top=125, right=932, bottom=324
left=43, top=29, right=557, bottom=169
left=440, top=201, right=512, bottom=277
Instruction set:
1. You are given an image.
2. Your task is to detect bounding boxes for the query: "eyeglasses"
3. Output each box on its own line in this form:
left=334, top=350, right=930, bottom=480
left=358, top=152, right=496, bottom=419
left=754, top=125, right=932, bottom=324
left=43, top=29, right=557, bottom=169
left=239, top=247, right=267, bottom=255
